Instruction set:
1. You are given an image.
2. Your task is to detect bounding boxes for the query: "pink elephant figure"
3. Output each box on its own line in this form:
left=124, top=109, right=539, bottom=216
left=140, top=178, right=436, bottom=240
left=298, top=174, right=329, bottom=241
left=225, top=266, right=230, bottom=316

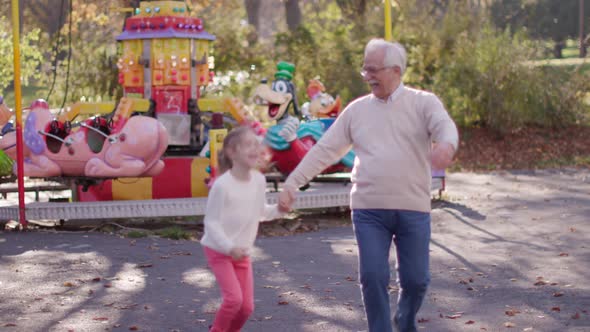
left=0, top=99, right=168, bottom=178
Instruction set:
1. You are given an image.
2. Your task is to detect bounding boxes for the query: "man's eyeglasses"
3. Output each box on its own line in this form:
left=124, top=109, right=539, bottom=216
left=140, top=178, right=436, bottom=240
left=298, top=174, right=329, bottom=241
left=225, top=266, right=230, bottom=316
left=360, top=66, right=393, bottom=77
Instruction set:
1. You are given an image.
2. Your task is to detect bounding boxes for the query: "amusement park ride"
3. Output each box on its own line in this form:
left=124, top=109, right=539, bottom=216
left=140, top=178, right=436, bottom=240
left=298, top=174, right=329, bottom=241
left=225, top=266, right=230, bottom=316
left=0, top=0, right=444, bottom=226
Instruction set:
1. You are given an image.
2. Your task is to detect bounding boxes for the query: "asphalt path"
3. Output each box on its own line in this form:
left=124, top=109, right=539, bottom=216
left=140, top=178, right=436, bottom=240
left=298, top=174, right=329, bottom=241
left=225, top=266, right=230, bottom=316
left=1, top=169, right=589, bottom=331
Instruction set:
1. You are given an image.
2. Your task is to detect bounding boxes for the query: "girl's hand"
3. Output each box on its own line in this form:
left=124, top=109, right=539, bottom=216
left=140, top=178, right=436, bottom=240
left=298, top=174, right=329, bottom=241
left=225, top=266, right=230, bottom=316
left=229, top=247, right=248, bottom=260
left=279, top=186, right=296, bottom=212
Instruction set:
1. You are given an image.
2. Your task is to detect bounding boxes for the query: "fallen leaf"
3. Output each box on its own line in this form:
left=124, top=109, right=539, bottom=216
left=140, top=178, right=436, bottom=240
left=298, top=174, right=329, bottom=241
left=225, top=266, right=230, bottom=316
left=510, top=278, right=517, bottom=282
left=534, top=280, right=548, bottom=286
left=505, top=309, right=521, bottom=316
left=446, top=314, right=462, bottom=319
left=553, top=292, right=564, bottom=297
left=504, top=321, right=515, bottom=327
left=558, top=253, right=569, bottom=257
left=571, top=312, right=580, bottom=319
left=63, top=282, right=74, bottom=287
left=137, top=263, right=153, bottom=268
left=92, top=277, right=101, bottom=282
left=129, top=326, right=139, bottom=331
left=3, top=323, right=17, bottom=327
left=92, top=317, right=109, bottom=321
left=551, top=307, right=561, bottom=312
left=104, top=283, right=112, bottom=288
left=465, top=320, right=475, bottom=324
left=417, top=318, right=429, bottom=323
left=278, top=301, right=289, bottom=305
left=345, top=276, right=356, bottom=281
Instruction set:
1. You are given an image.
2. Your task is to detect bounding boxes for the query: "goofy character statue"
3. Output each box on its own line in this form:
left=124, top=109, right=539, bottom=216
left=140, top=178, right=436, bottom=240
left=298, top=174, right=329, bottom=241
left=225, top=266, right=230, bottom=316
left=253, top=62, right=353, bottom=176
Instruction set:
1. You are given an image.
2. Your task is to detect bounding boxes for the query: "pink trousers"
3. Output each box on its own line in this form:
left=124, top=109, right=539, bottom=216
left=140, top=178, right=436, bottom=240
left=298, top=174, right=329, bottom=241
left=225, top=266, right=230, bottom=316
left=204, top=246, right=254, bottom=332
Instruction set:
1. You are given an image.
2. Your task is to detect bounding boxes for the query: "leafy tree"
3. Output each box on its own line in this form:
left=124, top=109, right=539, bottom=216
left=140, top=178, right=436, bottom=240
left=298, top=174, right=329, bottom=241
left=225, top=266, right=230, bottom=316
left=0, top=17, right=43, bottom=96
left=489, top=0, right=528, bottom=32
left=490, top=0, right=590, bottom=58
left=36, top=1, right=123, bottom=106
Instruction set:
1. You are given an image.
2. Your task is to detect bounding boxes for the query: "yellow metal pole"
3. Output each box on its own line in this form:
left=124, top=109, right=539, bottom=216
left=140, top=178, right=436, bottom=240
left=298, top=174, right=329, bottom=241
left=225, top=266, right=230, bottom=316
left=384, top=0, right=392, bottom=41
left=11, top=0, right=27, bottom=229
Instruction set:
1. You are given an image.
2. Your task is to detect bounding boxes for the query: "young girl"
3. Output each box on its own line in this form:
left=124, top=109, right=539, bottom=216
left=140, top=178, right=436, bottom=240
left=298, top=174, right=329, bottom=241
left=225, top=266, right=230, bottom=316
left=201, top=126, right=286, bottom=332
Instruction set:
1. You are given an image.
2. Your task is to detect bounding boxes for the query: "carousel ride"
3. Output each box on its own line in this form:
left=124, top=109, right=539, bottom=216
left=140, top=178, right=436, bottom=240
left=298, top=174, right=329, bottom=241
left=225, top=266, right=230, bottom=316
left=0, top=0, right=445, bottom=227
left=0, top=0, right=354, bottom=205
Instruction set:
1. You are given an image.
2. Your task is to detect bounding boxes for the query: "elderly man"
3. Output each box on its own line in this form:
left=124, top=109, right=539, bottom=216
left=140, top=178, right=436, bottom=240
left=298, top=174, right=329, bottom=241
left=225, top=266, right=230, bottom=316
left=279, top=38, right=459, bottom=332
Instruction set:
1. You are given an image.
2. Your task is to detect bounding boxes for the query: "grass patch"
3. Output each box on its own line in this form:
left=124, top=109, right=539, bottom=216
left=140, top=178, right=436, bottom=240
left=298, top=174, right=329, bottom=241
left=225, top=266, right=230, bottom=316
left=155, top=226, right=192, bottom=240
left=533, top=155, right=590, bottom=169
left=126, top=230, right=148, bottom=238
left=527, top=57, right=590, bottom=69
left=562, top=45, right=580, bottom=59
left=1, top=85, right=45, bottom=108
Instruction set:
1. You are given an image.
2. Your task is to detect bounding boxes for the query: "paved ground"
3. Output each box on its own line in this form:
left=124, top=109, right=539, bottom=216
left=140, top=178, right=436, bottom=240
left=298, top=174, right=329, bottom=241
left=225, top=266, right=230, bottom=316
left=0, top=169, right=589, bottom=332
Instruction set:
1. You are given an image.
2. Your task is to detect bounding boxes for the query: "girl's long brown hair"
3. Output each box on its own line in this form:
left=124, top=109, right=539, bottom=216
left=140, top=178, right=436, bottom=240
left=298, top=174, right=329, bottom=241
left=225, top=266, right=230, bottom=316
left=216, top=126, right=255, bottom=174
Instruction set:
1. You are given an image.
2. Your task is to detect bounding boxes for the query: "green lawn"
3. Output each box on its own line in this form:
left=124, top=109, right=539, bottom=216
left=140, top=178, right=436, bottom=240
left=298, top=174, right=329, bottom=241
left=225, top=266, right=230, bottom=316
left=562, top=39, right=582, bottom=59
left=1, top=85, right=45, bottom=109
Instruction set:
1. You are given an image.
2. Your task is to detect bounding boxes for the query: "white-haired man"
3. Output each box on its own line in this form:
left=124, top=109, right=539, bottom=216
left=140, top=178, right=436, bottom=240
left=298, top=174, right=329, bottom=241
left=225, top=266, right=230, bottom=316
left=279, top=38, right=459, bottom=332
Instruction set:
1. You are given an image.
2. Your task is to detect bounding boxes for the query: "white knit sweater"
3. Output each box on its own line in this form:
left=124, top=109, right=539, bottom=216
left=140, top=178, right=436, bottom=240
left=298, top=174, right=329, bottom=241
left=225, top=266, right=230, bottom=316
left=285, top=84, right=459, bottom=212
left=201, top=170, right=283, bottom=255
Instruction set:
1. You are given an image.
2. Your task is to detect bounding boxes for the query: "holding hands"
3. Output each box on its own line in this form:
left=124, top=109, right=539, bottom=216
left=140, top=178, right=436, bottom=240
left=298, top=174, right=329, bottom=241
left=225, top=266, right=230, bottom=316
left=278, top=186, right=296, bottom=213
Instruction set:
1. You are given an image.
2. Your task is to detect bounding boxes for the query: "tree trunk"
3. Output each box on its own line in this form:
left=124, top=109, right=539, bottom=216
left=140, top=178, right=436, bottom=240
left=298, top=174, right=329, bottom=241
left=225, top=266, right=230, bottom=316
left=580, top=0, right=586, bottom=57
left=335, top=0, right=367, bottom=19
left=244, top=0, right=261, bottom=43
left=553, top=39, right=565, bottom=59
left=285, top=0, right=302, bottom=31
left=335, top=0, right=367, bottom=38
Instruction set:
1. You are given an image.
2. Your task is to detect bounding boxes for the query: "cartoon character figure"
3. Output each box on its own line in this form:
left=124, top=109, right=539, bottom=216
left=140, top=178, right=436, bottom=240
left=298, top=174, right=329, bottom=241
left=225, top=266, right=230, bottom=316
left=0, top=97, right=169, bottom=178
left=253, top=62, right=353, bottom=176
left=301, top=79, right=342, bottom=119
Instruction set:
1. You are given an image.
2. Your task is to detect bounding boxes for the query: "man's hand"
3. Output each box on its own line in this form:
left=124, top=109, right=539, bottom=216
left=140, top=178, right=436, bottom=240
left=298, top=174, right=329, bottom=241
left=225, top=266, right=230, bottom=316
left=278, top=186, right=296, bottom=212
left=431, top=142, right=455, bottom=170
left=229, top=247, right=248, bottom=260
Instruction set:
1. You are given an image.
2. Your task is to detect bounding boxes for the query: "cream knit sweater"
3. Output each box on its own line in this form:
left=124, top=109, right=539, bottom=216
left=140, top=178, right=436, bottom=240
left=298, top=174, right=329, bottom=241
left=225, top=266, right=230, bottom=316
left=201, top=170, right=283, bottom=255
left=284, top=84, right=459, bottom=212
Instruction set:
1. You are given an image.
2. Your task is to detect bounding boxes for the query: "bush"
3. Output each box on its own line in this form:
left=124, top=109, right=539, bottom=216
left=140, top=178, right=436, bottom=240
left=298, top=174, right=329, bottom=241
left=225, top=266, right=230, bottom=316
left=394, top=1, right=590, bottom=135
left=156, top=226, right=191, bottom=240
left=0, top=19, right=43, bottom=96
